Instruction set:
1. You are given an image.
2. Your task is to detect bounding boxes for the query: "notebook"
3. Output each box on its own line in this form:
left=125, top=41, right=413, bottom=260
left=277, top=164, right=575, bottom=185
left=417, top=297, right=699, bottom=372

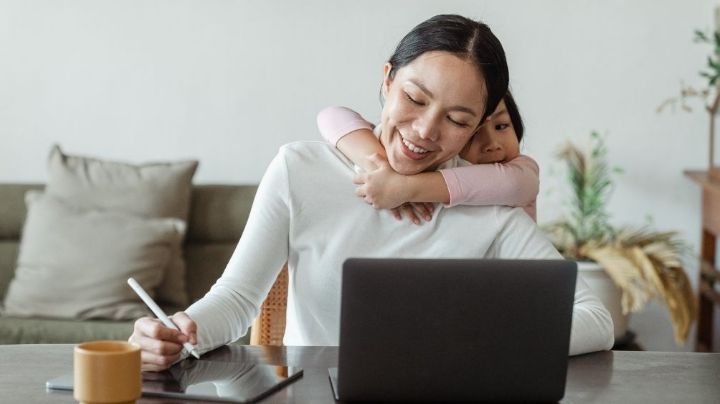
left=329, top=258, right=577, bottom=402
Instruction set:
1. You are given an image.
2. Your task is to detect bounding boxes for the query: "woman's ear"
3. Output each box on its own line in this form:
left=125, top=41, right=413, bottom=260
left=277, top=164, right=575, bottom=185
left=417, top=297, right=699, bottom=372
left=382, top=63, right=393, bottom=98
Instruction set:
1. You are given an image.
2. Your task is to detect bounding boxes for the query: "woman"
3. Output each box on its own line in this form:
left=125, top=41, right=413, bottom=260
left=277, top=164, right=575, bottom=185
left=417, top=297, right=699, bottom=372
left=131, top=14, right=614, bottom=371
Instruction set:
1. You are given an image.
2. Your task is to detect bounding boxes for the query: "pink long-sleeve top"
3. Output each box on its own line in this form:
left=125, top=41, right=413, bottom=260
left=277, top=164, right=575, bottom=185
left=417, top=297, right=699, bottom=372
left=316, top=106, right=539, bottom=221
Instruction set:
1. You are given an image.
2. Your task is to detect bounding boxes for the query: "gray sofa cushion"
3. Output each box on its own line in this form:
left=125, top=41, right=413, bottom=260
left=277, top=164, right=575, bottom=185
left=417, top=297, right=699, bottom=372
left=0, top=242, right=18, bottom=300
left=185, top=243, right=236, bottom=303
left=0, top=184, right=42, bottom=301
left=0, top=316, right=251, bottom=345
left=0, top=183, right=258, bottom=344
left=184, top=185, right=257, bottom=303
left=0, top=316, right=135, bottom=344
left=0, top=184, right=43, bottom=241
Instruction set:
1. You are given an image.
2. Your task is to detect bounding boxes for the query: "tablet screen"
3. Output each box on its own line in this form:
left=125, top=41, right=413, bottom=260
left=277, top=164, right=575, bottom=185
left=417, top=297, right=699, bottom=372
left=145, top=360, right=303, bottom=402
left=47, top=359, right=303, bottom=403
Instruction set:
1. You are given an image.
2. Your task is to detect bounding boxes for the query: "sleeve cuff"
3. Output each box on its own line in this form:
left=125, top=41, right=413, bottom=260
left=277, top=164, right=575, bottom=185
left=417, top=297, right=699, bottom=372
left=439, top=169, right=461, bottom=207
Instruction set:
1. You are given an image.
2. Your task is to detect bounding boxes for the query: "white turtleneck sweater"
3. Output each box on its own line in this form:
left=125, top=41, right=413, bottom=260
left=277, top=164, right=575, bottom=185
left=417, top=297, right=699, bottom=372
left=186, top=141, right=614, bottom=356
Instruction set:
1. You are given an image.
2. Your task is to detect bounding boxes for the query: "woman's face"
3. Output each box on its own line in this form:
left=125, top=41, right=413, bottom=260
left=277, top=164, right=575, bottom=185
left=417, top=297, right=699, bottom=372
left=379, top=51, right=487, bottom=175
left=460, top=100, right=520, bottom=164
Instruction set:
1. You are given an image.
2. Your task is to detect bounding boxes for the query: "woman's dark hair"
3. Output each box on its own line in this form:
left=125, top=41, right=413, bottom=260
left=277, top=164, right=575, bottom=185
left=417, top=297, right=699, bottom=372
left=504, top=90, right=524, bottom=143
left=386, top=14, right=509, bottom=122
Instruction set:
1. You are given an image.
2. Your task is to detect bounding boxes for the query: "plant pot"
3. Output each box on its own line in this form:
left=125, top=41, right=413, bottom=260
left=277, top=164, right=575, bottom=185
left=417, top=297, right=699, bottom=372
left=577, top=260, right=628, bottom=340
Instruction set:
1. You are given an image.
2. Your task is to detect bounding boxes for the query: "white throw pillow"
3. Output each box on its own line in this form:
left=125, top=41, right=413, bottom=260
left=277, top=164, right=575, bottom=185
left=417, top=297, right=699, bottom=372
left=1, top=192, right=185, bottom=320
left=45, top=145, right=198, bottom=307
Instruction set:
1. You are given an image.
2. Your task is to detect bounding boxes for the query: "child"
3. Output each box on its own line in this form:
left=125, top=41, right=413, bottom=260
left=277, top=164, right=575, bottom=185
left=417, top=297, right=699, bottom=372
left=316, top=92, right=538, bottom=224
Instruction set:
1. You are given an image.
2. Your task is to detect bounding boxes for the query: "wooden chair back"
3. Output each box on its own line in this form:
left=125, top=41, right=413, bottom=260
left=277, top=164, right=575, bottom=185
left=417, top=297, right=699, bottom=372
left=249, top=264, right=289, bottom=346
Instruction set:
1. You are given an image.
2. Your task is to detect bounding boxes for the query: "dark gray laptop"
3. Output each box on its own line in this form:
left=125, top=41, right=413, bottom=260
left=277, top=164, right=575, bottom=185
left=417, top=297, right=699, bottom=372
left=329, top=258, right=577, bottom=402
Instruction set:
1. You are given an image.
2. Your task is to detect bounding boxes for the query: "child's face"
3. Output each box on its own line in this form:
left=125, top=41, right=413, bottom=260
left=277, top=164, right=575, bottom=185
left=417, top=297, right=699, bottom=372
left=459, top=100, right=520, bottom=164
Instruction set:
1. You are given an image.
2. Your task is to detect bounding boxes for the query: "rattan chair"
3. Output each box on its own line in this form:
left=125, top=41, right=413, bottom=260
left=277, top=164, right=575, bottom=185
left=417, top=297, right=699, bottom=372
left=249, top=264, right=289, bottom=345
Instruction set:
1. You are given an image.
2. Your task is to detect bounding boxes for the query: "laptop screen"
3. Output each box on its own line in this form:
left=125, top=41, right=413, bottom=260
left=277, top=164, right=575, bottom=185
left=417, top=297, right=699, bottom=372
left=335, top=258, right=576, bottom=402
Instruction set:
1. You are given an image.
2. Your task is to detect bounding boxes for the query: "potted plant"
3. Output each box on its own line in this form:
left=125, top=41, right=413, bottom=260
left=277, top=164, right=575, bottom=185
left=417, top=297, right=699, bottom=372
left=543, top=132, right=697, bottom=343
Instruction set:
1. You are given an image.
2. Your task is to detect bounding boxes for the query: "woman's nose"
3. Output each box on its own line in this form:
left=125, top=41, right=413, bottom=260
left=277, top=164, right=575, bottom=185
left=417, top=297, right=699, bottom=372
left=413, top=114, right=440, bottom=141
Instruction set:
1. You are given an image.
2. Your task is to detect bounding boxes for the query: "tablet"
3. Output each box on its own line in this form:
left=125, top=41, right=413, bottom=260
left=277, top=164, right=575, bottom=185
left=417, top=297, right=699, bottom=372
left=47, top=359, right=303, bottom=403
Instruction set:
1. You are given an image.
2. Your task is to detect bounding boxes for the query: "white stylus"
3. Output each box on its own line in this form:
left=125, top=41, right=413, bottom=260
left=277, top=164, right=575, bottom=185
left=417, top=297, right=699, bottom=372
left=127, top=277, right=200, bottom=359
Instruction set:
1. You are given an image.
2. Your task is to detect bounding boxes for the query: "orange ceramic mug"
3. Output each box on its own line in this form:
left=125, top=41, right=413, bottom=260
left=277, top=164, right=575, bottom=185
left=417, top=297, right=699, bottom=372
left=73, top=341, right=141, bottom=404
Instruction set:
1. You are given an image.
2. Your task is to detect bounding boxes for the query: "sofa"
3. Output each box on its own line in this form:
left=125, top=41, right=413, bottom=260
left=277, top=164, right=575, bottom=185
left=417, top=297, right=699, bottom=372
left=0, top=183, right=257, bottom=344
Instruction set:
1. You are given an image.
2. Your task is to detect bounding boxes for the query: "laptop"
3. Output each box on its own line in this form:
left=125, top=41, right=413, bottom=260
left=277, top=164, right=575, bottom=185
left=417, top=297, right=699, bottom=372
left=329, top=258, right=577, bottom=402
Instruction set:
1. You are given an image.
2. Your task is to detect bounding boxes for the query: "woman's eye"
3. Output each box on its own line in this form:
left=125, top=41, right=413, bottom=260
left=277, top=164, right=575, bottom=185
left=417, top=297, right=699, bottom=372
left=405, top=93, right=424, bottom=106
left=448, top=117, right=469, bottom=128
left=495, top=123, right=510, bottom=131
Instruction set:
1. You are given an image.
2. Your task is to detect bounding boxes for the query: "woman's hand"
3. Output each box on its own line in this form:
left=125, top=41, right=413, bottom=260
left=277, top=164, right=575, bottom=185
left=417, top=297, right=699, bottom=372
left=353, top=153, right=411, bottom=209
left=129, top=312, right=198, bottom=371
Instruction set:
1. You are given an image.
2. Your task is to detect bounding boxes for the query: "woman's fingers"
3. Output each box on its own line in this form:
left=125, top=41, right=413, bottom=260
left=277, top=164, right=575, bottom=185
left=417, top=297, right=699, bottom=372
left=131, top=316, right=189, bottom=371
left=141, top=350, right=181, bottom=372
left=171, top=312, right=198, bottom=345
left=134, top=334, right=183, bottom=356
left=135, top=317, right=187, bottom=343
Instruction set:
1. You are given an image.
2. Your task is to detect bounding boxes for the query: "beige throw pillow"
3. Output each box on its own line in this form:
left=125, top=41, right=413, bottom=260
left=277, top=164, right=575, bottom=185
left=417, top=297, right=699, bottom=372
left=2, top=192, right=185, bottom=320
left=45, top=145, right=198, bottom=307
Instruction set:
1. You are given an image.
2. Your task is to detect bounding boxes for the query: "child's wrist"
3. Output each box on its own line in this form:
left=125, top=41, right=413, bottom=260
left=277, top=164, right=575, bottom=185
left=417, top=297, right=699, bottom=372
left=359, top=154, right=381, bottom=171
left=401, top=175, right=424, bottom=202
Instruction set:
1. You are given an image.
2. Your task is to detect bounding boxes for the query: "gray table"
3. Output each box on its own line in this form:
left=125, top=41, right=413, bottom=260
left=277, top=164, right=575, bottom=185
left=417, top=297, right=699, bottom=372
left=1, top=344, right=718, bottom=403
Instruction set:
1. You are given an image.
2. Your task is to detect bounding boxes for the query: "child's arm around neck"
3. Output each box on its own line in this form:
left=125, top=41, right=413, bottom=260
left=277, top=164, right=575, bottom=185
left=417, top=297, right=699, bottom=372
left=440, top=155, right=539, bottom=221
left=317, top=106, right=451, bottom=206
left=317, top=106, right=380, bottom=172
left=316, top=106, right=539, bottom=217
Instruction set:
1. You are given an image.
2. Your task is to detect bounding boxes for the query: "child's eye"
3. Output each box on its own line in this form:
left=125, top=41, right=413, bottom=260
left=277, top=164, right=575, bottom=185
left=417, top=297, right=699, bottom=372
left=405, top=92, right=424, bottom=106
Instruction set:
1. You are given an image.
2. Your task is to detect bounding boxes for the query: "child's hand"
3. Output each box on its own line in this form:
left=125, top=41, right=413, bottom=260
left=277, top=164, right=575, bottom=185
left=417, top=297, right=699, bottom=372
left=353, top=154, right=435, bottom=224
left=391, top=202, right=435, bottom=225
left=353, top=153, right=411, bottom=209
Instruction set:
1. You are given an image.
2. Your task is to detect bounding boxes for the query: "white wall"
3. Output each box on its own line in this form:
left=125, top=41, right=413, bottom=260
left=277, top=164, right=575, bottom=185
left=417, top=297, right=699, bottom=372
left=1, top=0, right=717, bottom=351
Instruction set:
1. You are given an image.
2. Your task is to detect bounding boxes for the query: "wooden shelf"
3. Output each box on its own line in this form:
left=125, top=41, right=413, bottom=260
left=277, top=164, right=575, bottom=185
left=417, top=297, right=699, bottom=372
left=684, top=169, right=707, bottom=183
left=700, top=259, right=720, bottom=282
left=686, top=169, right=720, bottom=352
left=685, top=168, right=720, bottom=185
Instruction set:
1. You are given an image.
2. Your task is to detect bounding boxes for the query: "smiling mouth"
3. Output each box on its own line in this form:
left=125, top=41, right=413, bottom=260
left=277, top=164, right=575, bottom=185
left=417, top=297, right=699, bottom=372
left=399, top=133, right=432, bottom=160
left=401, top=136, right=428, bottom=154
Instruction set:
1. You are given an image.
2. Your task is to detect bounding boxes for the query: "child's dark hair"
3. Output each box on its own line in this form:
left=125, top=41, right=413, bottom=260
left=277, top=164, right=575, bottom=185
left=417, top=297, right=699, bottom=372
left=504, top=91, right=524, bottom=143
left=385, top=14, right=509, bottom=122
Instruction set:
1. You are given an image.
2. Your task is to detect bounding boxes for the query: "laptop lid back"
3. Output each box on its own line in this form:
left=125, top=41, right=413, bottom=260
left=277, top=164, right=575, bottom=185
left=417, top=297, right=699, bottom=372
left=337, top=258, right=577, bottom=402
